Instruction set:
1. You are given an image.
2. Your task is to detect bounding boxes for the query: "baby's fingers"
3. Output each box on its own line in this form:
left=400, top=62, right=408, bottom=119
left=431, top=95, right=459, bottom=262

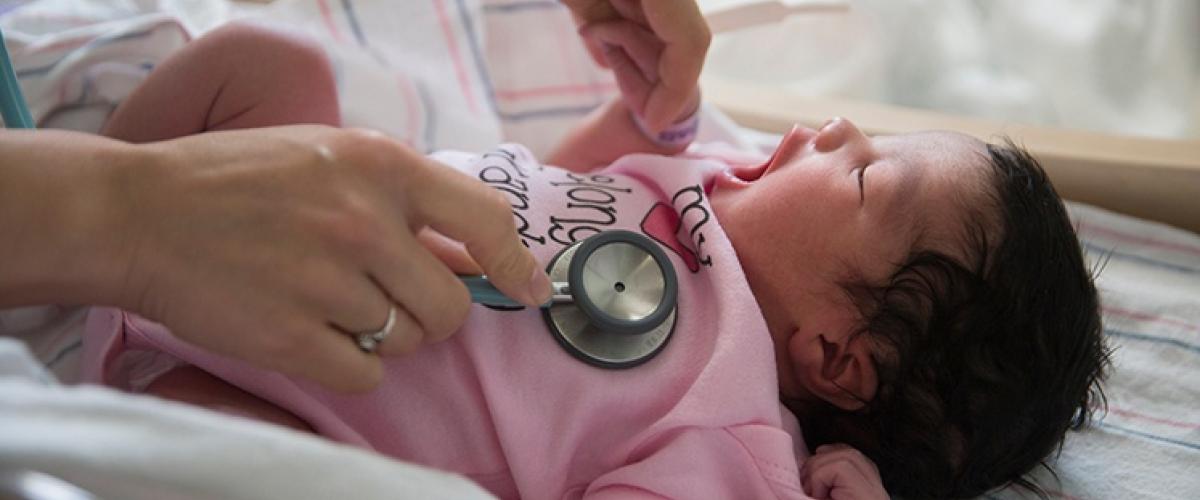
left=801, top=444, right=887, bottom=500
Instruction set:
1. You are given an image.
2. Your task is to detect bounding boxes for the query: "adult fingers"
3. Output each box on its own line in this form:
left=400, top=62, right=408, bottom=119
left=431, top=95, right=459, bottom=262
left=268, top=321, right=385, bottom=393
left=600, top=43, right=652, bottom=117
left=582, top=20, right=662, bottom=119
left=642, top=61, right=701, bottom=133
left=305, top=267, right=425, bottom=357
left=563, top=0, right=617, bottom=24
left=371, top=303, right=425, bottom=356
left=418, top=227, right=482, bottom=276
left=327, top=131, right=547, bottom=310
left=311, top=265, right=396, bottom=335
left=639, top=0, right=710, bottom=131
left=565, top=0, right=649, bottom=28
left=368, top=227, right=473, bottom=347
left=570, top=10, right=612, bottom=68
left=408, top=159, right=551, bottom=308
left=640, top=0, right=710, bottom=49
left=610, top=0, right=649, bottom=26
left=582, top=20, right=662, bottom=84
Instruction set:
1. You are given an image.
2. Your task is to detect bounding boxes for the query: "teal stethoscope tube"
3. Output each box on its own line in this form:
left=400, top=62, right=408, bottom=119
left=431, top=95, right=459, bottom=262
left=461, top=275, right=532, bottom=308
left=460, top=275, right=569, bottom=309
left=458, top=230, right=677, bottom=337
left=0, top=27, right=35, bottom=129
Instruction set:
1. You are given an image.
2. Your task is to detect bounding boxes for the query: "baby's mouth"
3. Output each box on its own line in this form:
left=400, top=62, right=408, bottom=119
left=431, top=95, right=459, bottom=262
left=729, top=162, right=769, bottom=183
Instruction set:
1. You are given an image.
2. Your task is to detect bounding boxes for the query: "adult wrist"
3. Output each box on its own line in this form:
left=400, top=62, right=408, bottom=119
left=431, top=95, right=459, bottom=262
left=0, top=131, right=151, bottom=308
left=61, top=139, right=164, bottom=309
left=87, top=141, right=171, bottom=311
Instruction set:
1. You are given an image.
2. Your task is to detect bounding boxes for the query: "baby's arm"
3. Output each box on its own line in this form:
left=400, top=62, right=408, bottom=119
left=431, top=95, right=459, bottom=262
left=800, top=444, right=890, bottom=500
left=547, top=94, right=696, bottom=172
left=547, top=19, right=700, bottom=172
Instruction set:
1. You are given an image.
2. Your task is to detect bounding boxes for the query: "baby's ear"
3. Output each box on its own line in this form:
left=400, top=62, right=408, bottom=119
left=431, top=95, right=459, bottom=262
left=797, top=333, right=879, bottom=411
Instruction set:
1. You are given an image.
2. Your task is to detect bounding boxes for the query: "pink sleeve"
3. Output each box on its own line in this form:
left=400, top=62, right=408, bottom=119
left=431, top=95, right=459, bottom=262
left=582, top=426, right=810, bottom=500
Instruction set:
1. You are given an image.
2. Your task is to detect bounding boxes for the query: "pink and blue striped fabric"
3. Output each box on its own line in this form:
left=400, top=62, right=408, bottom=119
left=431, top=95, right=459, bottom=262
left=984, top=203, right=1200, bottom=500
left=478, top=0, right=617, bottom=156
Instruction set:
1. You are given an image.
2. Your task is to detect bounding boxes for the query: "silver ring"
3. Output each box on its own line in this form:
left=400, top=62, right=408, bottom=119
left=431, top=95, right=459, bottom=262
left=355, top=305, right=397, bottom=353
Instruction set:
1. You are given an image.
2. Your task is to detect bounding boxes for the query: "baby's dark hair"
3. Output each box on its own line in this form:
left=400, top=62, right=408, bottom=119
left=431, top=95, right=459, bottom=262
left=788, top=139, right=1110, bottom=498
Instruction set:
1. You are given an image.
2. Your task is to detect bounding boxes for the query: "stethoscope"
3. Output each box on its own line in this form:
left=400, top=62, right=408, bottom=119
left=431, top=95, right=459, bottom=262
left=0, top=27, right=34, bottom=128
left=461, top=230, right=679, bottom=369
left=1, top=27, right=35, bottom=129
left=1, top=30, right=679, bottom=368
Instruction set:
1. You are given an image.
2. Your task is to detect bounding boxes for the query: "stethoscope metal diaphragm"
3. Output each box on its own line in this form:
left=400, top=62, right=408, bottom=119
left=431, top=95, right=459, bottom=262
left=462, top=230, right=678, bottom=369
left=546, top=230, right=678, bottom=369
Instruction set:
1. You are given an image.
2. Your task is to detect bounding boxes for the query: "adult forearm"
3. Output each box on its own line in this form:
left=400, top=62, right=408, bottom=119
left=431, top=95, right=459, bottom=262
left=0, top=130, right=139, bottom=307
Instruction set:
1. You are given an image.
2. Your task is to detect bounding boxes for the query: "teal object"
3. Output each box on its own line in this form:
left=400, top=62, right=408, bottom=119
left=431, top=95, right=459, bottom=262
left=461, top=275, right=521, bottom=307
left=0, top=27, right=34, bottom=129
left=461, top=275, right=530, bottom=308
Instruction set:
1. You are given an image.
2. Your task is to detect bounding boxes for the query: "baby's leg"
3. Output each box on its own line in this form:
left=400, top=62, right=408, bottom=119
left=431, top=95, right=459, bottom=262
left=146, top=365, right=314, bottom=432
left=102, top=22, right=340, bottom=142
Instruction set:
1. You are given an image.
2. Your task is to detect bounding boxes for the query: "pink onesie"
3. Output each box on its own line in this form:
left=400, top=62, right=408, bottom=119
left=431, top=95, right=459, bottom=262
left=82, top=145, right=813, bottom=499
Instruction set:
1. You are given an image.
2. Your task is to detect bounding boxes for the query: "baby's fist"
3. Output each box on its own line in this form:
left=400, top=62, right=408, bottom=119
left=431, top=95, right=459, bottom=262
left=800, top=444, right=889, bottom=500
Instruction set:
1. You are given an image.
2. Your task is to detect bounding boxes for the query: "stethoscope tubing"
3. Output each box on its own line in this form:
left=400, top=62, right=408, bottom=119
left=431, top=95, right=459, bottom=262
left=461, top=275, right=572, bottom=309
left=0, top=27, right=35, bottom=129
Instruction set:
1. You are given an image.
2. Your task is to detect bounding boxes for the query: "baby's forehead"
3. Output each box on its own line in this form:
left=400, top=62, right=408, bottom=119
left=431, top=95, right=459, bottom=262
left=879, top=130, right=997, bottom=263
left=879, top=130, right=989, bottom=170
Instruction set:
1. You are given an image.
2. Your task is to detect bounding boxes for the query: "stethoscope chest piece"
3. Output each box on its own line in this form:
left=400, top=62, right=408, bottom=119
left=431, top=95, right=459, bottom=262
left=543, top=230, right=678, bottom=369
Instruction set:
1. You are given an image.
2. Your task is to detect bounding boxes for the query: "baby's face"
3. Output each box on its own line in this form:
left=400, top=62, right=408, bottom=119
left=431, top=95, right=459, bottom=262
left=709, top=118, right=992, bottom=406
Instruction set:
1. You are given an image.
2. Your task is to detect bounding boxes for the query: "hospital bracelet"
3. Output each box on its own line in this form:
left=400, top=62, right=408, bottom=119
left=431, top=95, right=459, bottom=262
left=632, top=104, right=701, bottom=148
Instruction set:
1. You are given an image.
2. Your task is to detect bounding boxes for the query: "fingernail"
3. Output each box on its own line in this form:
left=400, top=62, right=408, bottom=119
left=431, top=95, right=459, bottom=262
left=527, top=266, right=553, bottom=306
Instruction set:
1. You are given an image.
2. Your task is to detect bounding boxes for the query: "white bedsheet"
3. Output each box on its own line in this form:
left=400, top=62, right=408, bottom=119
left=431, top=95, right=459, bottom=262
left=988, top=204, right=1200, bottom=499
left=0, top=339, right=493, bottom=500
left=1, top=1, right=1197, bottom=499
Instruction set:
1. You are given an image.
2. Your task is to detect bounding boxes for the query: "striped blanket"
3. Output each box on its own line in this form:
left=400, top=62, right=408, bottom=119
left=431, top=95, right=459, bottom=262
left=991, top=203, right=1200, bottom=500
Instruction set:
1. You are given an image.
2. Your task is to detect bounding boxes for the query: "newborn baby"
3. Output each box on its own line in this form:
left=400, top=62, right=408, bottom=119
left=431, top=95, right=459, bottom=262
left=83, top=23, right=1107, bottom=499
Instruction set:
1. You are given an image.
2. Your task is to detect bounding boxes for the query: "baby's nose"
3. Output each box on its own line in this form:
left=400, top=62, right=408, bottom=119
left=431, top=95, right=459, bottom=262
left=813, top=117, right=871, bottom=154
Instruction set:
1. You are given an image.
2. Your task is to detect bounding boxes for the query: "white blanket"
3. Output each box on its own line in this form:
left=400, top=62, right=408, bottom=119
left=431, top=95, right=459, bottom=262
left=0, top=339, right=494, bottom=500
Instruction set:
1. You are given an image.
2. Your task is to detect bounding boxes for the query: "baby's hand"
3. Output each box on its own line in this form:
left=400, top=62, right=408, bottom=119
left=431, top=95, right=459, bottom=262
left=800, top=444, right=890, bottom=500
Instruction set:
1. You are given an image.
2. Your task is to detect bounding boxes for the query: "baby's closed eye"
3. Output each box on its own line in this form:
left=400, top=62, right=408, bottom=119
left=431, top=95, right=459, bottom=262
left=856, top=164, right=869, bottom=203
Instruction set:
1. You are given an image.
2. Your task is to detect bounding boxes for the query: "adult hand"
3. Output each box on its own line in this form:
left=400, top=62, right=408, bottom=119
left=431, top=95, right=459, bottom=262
left=800, top=444, right=890, bottom=500
left=103, top=125, right=550, bottom=392
left=564, top=0, right=709, bottom=132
